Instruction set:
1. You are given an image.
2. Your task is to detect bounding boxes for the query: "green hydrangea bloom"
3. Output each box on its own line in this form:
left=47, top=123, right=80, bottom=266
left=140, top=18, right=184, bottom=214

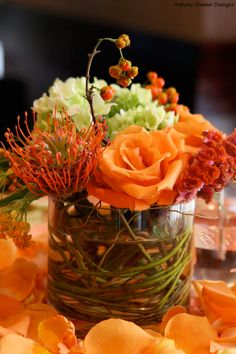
left=107, top=83, right=179, bottom=139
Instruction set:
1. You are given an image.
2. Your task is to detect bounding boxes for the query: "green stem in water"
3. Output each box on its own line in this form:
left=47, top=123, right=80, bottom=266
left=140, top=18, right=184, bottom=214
left=119, top=211, right=153, bottom=263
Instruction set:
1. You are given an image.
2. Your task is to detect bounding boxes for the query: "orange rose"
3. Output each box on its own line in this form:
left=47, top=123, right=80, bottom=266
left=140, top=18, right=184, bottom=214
left=87, top=125, right=195, bottom=210
left=174, top=111, right=219, bottom=148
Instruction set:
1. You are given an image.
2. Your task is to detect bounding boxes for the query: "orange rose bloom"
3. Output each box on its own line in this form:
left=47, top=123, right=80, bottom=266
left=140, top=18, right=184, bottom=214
left=174, top=111, right=219, bottom=148
left=87, top=125, right=196, bottom=210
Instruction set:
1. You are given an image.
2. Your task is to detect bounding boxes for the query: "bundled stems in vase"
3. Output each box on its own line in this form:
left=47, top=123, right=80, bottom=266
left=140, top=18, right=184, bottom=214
left=48, top=197, right=195, bottom=336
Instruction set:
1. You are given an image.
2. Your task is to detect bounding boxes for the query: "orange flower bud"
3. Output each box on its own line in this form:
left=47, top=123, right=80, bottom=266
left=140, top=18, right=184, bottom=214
left=100, top=86, right=115, bottom=101
left=115, top=34, right=130, bottom=49
left=116, top=76, right=132, bottom=87
left=109, top=65, right=122, bottom=79
left=118, top=58, right=132, bottom=71
left=127, top=66, right=139, bottom=79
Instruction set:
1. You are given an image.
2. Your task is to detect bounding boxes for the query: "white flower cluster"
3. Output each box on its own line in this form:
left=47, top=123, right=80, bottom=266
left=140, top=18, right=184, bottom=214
left=33, top=77, right=113, bottom=131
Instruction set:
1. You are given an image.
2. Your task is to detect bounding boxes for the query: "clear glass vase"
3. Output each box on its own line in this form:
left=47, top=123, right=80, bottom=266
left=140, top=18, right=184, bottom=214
left=48, top=196, right=195, bottom=336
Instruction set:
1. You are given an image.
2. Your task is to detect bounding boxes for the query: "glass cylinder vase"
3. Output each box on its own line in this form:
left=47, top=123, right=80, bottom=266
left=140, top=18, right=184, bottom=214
left=48, top=196, right=195, bottom=336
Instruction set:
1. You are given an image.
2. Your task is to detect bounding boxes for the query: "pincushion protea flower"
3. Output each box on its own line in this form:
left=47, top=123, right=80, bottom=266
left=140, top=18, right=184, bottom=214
left=4, top=112, right=107, bottom=199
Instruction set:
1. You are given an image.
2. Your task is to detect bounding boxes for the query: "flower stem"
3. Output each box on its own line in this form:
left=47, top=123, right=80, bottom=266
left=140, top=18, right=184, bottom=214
left=119, top=211, right=153, bottom=263
left=85, top=37, right=116, bottom=125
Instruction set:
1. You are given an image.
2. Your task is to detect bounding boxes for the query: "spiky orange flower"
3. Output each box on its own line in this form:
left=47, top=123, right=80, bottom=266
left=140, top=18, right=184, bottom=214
left=4, top=112, right=107, bottom=199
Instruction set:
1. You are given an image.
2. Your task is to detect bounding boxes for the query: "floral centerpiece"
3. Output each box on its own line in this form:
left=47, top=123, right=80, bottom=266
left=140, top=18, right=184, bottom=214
left=0, top=34, right=236, bottom=336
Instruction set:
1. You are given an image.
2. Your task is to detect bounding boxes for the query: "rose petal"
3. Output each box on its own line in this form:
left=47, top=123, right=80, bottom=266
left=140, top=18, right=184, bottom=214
left=0, top=333, right=52, bottom=354
left=174, top=111, right=218, bottom=147
left=23, top=303, right=58, bottom=342
left=0, top=239, right=17, bottom=271
left=0, top=258, right=37, bottom=301
left=196, top=281, right=236, bottom=324
left=83, top=318, right=160, bottom=354
left=158, top=305, right=187, bottom=334
left=147, top=338, right=186, bottom=354
left=165, top=313, right=217, bottom=353
left=38, top=315, right=76, bottom=353
left=192, top=280, right=236, bottom=323
left=0, top=315, right=30, bottom=337
left=0, top=294, right=23, bottom=321
left=87, top=184, right=151, bottom=211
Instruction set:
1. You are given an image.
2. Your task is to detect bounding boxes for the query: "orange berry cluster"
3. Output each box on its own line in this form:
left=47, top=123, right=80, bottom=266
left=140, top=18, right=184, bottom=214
left=100, top=34, right=139, bottom=100
left=145, top=71, right=188, bottom=113
left=109, top=57, right=138, bottom=89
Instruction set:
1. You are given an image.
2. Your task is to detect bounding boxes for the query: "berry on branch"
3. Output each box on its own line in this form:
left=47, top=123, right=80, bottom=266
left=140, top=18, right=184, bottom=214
left=109, top=65, right=122, bottom=79
left=100, top=86, right=115, bottom=101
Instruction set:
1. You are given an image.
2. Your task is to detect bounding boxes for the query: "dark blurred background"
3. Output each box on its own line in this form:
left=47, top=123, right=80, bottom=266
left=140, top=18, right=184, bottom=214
left=0, top=0, right=236, bottom=145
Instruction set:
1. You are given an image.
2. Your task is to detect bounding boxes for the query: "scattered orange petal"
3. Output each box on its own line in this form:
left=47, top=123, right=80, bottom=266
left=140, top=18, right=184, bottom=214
left=0, top=326, right=13, bottom=338
left=82, top=318, right=161, bottom=354
left=158, top=305, right=186, bottom=334
left=0, top=313, right=30, bottom=337
left=38, top=315, right=76, bottom=353
left=0, top=294, right=23, bottom=321
left=0, top=258, right=37, bottom=301
left=192, top=280, right=236, bottom=324
left=23, top=303, right=58, bottom=342
left=201, top=285, right=236, bottom=324
left=144, top=338, right=186, bottom=354
left=210, top=340, right=236, bottom=352
left=0, top=239, right=17, bottom=271
left=0, top=333, right=53, bottom=354
left=165, top=313, right=217, bottom=353
left=5, top=315, right=30, bottom=337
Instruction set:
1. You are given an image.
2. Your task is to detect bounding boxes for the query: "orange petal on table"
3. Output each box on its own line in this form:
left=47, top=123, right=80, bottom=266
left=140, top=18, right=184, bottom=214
left=144, top=338, right=186, bottom=354
left=23, top=303, right=58, bottom=342
left=0, top=314, right=30, bottom=337
left=0, top=294, right=23, bottom=321
left=0, top=326, right=13, bottom=338
left=192, top=280, right=236, bottom=323
left=165, top=313, right=217, bottom=353
left=200, top=284, right=236, bottom=324
left=38, top=315, right=76, bottom=353
left=0, top=239, right=17, bottom=271
left=158, top=305, right=187, bottom=334
left=0, top=258, right=37, bottom=301
left=83, top=318, right=161, bottom=354
left=210, top=326, right=236, bottom=352
left=0, top=333, right=53, bottom=354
